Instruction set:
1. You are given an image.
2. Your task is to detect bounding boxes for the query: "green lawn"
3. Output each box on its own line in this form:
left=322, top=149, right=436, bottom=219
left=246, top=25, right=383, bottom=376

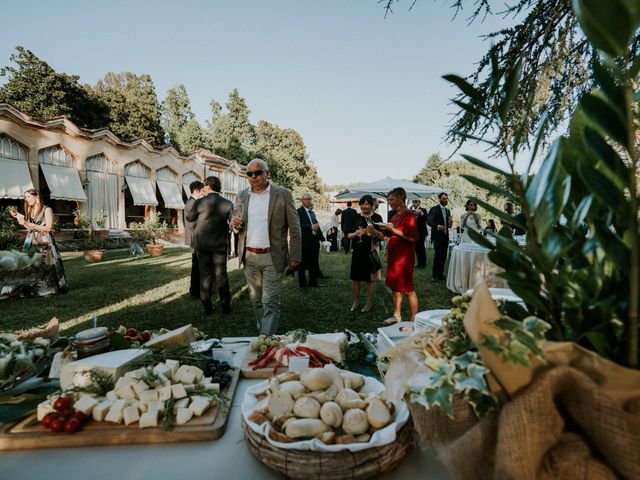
left=1, top=247, right=454, bottom=338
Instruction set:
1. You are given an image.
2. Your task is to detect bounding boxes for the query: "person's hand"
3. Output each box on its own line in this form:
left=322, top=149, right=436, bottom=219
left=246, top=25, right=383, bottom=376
left=437, top=225, right=446, bottom=232
left=312, top=224, right=320, bottom=232
left=366, top=225, right=375, bottom=236
left=17, top=217, right=26, bottom=227
left=289, top=260, right=300, bottom=270
left=230, top=217, right=242, bottom=229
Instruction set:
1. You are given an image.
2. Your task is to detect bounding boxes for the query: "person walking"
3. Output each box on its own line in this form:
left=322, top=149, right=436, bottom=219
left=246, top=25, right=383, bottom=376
left=185, top=176, right=233, bottom=315
left=230, top=158, right=301, bottom=335
left=184, top=180, right=204, bottom=300
left=427, top=192, right=452, bottom=283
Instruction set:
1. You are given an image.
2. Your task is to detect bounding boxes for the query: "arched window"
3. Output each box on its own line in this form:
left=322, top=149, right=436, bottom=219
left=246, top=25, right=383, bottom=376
left=0, top=135, right=27, bottom=162
left=156, top=166, right=178, bottom=182
left=86, top=154, right=117, bottom=174
left=124, top=160, right=151, bottom=178
left=85, top=154, right=118, bottom=228
left=156, top=167, right=184, bottom=211
left=38, top=145, right=75, bottom=168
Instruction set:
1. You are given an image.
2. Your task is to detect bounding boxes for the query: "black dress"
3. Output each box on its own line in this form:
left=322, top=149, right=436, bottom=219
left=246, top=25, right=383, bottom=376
left=349, top=213, right=383, bottom=282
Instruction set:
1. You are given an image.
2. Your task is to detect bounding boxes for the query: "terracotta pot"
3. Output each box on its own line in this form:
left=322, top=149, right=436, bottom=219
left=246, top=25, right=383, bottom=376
left=83, top=249, right=106, bottom=263
left=146, top=244, right=164, bottom=257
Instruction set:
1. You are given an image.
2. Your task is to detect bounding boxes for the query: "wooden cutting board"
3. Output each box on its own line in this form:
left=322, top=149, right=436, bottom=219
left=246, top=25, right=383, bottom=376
left=0, top=367, right=240, bottom=451
left=240, top=352, right=288, bottom=379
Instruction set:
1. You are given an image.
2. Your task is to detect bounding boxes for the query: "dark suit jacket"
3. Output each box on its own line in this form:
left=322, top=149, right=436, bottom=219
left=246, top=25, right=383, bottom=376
left=298, top=206, right=324, bottom=262
left=235, top=183, right=302, bottom=273
left=185, top=192, right=232, bottom=252
left=341, top=207, right=357, bottom=234
left=183, top=196, right=197, bottom=248
left=427, top=204, right=452, bottom=242
left=413, top=207, right=428, bottom=236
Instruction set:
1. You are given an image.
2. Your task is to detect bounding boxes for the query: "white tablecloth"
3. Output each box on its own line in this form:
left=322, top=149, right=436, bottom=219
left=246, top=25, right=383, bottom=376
left=0, top=338, right=452, bottom=480
left=446, top=243, right=507, bottom=294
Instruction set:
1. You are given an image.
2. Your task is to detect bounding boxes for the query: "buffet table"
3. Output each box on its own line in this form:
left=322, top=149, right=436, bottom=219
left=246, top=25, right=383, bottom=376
left=446, top=243, right=507, bottom=294
left=0, top=338, right=452, bottom=480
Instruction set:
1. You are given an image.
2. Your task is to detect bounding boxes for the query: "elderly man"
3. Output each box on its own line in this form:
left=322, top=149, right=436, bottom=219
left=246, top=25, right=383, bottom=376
left=231, top=159, right=301, bottom=335
left=297, top=192, right=325, bottom=291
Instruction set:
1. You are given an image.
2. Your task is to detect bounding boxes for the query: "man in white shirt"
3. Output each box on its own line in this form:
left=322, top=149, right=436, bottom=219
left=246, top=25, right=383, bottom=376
left=230, top=159, right=301, bottom=335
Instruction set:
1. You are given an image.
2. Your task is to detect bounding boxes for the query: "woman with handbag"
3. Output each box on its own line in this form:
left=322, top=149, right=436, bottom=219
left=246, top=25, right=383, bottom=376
left=10, top=189, right=69, bottom=295
left=347, top=195, right=383, bottom=313
left=382, top=187, right=418, bottom=325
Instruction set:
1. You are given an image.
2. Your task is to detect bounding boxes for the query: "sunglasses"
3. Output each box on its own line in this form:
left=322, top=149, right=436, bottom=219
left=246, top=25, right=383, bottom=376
left=246, top=170, right=265, bottom=178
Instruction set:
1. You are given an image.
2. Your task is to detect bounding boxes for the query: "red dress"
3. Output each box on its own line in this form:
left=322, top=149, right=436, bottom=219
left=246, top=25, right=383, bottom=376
left=385, top=211, right=418, bottom=293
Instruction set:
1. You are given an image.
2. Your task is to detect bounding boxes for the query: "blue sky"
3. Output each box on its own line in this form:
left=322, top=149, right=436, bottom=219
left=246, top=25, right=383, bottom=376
left=1, top=0, right=511, bottom=185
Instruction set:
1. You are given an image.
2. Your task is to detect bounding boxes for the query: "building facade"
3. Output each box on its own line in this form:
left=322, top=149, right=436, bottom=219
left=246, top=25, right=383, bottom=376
left=0, top=103, right=248, bottom=231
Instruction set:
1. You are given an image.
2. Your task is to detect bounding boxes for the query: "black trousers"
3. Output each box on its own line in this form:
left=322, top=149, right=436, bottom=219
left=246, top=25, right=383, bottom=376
left=311, top=239, right=322, bottom=277
left=197, top=248, right=230, bottom=310
left=415, top=233, right=427, bottom=267
left=432, top=238, right=449, bottom=279
left=298, top=243, right=318, bottom=287
left=189, top=250, right=200, bottom=297
left=342, top=236, right=352, bottom=253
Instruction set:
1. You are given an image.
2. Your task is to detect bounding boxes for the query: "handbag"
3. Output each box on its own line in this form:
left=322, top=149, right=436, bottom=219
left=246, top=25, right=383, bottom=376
left=369, top=249, right=382, bottom=273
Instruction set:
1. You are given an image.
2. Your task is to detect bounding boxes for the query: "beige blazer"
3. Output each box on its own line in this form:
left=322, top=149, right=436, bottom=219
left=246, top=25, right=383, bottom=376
left=236, top=183, right=302, bottom=273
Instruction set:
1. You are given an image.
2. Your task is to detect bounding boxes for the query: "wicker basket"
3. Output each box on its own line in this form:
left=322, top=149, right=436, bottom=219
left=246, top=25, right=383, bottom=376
left=406, top=394, right=478, bottom=446
left=242, top=419, right=415, bottom=480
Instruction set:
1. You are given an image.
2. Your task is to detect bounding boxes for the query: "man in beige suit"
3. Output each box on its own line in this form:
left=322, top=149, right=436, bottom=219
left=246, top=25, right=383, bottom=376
left=231, top=158, right=301, bottom=335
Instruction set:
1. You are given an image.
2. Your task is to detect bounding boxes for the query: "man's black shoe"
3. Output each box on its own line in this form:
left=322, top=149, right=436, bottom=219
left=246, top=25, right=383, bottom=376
left=309, top=283, right=325, bottom=288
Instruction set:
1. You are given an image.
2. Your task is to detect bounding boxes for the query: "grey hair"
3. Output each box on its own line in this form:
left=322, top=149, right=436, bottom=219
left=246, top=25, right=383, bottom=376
left=247, top=158, right=269, bottom=171
left=301, top=192, right=312, bottom=200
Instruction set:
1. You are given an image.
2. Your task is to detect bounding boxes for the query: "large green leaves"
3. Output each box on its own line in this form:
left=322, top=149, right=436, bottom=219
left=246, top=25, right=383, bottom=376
left=573, top=0, right=640, bottom=56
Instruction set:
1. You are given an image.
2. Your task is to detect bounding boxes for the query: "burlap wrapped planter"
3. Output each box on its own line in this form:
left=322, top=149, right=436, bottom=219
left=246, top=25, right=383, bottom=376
left=406, top=366, right=640, bottom=480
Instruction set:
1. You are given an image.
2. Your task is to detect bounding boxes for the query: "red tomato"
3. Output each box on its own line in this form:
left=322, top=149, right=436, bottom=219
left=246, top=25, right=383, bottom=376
left=125, top=328, right=137, bottom=337
left=73, top=411, right=88, bottom=423
left=53, top=397, right=72, bottom=412
left=41, top=413, right=56, bottom=428
left=64, top=418, right=80, bottom=433
left=49, top=418, right=64, bottom=433
left=140, top=331, right=151, bottom=342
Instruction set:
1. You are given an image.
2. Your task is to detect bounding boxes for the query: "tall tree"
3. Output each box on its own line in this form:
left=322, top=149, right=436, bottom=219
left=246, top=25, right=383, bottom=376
left=160, top=84, right=206, bottom=154
left=94, top=72, right=164, bottom=146
left=209, top=89, right=255, bottom=163
left=0, top=46, right=109, bottom=129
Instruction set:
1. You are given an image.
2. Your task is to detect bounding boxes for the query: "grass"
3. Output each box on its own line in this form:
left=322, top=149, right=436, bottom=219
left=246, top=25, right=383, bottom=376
left=1, top=247, right=454, bottom=338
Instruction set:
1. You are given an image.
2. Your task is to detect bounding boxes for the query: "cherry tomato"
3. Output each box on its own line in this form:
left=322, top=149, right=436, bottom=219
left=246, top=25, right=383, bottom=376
left=140, top=331, right=151, bottom=342
left=64, top=418, right=80, bottom=433
left=73, top=411, right=88, bottom=423
left=125, top=336, right=135, bottom=344
left=125, top=328, right=137, bottom=337
left=53, top=397, right=72, bottom=412
left=49, top=418, right=64, bottom=433
left=41, top=413, right=56, bottom=428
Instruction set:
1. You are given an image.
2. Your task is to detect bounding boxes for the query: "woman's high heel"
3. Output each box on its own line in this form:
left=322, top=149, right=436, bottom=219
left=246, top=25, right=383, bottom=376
left=361, top=304, right=373, bottom=313
left=350, top=302, right=360, bottom=312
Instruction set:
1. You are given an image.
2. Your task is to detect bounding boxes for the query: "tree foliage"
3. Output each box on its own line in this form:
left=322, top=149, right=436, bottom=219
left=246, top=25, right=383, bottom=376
left=94, top=72, right=164, bottom=146
left=208, top=89, right=255, bottom=163
left=160, top=84, right=208, bottom=154
left=0, top=46, right=110, bottom=129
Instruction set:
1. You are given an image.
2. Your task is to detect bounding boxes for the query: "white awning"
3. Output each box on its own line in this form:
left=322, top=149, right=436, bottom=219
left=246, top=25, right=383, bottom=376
left=157, top=180, right=185, bottom=209
left=40, top=164, right=87, bottom=202
left=125, top=175, right=158, bottom=206
left=0, top=158, right=34, bottom=199
left=182, top=184, right=191, bottom=197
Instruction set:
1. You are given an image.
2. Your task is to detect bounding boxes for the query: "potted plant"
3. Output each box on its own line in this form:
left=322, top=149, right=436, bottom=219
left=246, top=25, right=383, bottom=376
left=93, top=210, right=108, bottom=240
left=129, top=213, right=168, bottom=257
left=76, top=210, right=106, bottom=263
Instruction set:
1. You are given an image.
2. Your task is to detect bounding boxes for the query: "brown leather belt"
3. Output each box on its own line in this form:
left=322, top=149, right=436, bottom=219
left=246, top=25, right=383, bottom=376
left=246, top=247, right=270, bottom=254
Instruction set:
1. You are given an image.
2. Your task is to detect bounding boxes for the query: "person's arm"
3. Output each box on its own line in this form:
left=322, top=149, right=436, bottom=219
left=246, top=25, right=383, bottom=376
left=21, top=207, right=53, bottom=233
left=426, top=207, right=438, bottom=229
left=385, top=216, right=417, bottom=243
left=185, top=198, right=199, bottom=222
left=284, top=191, right=301, bottom=265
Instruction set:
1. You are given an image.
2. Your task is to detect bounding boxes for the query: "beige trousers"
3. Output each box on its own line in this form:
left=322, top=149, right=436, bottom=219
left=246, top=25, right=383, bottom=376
left=244, top=251, right=285, bottom=335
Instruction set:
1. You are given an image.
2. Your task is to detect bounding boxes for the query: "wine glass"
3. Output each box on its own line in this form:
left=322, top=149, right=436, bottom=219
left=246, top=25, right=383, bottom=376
left=232, top=203, right=244, bottom=227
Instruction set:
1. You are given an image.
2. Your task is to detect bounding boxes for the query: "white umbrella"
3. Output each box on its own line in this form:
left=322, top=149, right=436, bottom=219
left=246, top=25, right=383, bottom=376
left=334, top=177, right=445, bottom=201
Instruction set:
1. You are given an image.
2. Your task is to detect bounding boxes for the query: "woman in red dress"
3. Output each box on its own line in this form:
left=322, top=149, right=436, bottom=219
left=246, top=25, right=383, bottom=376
left=383, top=188, right=419, bottom=324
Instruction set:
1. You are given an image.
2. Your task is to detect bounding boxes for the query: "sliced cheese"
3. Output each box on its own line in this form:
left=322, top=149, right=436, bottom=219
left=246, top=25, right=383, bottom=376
left=144, top=325, right=195, bottom=349
left=157, top=385, right=172, bottom=401
left=139, top=389, right=158, bottom=404
left=105, top=408, right=123, bottom=424
left=176, top=407, right=193, bottom=425
left=123, top=406, right=140, bottom=426
left=92, top=400, right=112, bottom=421
left=165, top=359, right=180, bottom=377
left=60, top=349, right=148, bottom=390
left=115, top=385, right=136, bottom=400
left=37, top=400, right=55, bottom=421
left=139, top=410, right=159, bottom=429
left=171, top=383, right=187, bottom=399
left=110, top=399, right=127, bottom=413
left=132, top=381, right=149, bottom=397
left=189, top=397, right=210, bottom=416
left=73, top=395, right=99, bottom=415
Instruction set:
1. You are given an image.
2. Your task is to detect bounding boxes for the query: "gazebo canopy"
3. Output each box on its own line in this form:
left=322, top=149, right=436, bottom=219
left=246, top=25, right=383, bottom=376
left=334, top=177, right=445, bottom=201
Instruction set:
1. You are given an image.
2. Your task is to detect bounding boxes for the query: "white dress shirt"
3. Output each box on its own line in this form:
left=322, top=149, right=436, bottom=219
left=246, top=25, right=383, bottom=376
left=246, top=184, right=271, bottom=249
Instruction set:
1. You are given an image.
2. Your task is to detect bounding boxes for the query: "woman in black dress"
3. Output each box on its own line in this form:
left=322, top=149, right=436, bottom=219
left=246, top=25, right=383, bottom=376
left=347, top=195, right=384, bottom=313
left=10, top=189, right=69, bottom=295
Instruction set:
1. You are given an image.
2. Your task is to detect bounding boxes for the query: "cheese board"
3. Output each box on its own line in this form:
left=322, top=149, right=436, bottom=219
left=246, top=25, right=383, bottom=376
left=241, top=352, right=282, bottom=379
left=0, top=366, right=240, bottom=451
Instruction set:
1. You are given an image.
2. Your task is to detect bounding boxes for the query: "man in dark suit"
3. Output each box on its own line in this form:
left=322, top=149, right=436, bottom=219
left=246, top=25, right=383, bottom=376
left=185, top=176, right=233, bottom=315
left=427, top=192, right=452, bottom=283
left=411, top=199, right=428, bottom=269
left=184, top=180, right=204, bottom=300
left=297, top=193, right=325, bottom=290
left=341, top=201, right=357, bottom=253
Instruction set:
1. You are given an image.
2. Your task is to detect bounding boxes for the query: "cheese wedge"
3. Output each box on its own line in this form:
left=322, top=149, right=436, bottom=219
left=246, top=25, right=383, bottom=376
left=92, top=400, right=112, bottom=421
left=304, top=333, right=348, bottom=364
left=171, top=383, right=187, bottom=399
left=74, top=395, right=99, bottom=415
left=189, top=397, right=210, bottom=416
left=60, top=349, right=148, bottom=389
left=176, top=407, right=193, bottom=425
left=123, top=406, right=140, bottom=426
left=139, top=410, right=158, bottom=429
left=144, top=325, right=195, bottom=349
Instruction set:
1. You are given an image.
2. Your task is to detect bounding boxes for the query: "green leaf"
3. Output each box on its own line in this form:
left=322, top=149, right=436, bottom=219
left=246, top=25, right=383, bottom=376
left=452, top=99, right=486, bottom=118
left=498, top=58, right=523, bottom=124
left=571, top=195, right=593, bottom=228
left=467, top=228, right=495, bottom=249
left=419, top=381, right=457, bottom=419
left=583, top=127, right=630, bottom=188
left=461, top=174, right=518, bottom=202
left=581, top=92, right=628, bottom=145
left=526, top=139, right=563, bottom=211
left=573, top=0, right=640, bottom=57
left=585, top=331, right=612, bottom=356
left=576, top=162, right=628, bottom=219
left=443, top=74, right=483, bottom=102
left=460, top=154, right=510, bottom=178
left=452, top=130, right=497, bottom=147
left=455, top=363, right=490, bottom=393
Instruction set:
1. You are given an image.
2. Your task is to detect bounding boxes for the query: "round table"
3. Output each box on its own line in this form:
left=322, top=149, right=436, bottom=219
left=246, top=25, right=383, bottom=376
left=446, top=242, right=507, bottom=294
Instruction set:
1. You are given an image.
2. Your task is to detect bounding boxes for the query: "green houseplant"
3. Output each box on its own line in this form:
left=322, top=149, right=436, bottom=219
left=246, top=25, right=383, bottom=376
left=75, top=209, right=106, bottom=263
left=129, top=212, right=168, bottom=257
